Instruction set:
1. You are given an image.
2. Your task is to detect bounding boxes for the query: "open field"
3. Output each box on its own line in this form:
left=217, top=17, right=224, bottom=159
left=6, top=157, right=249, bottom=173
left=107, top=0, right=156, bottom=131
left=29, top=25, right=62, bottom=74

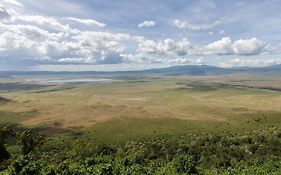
left=0, top=73, right=280, bottom=136
left=0, top=72, right=281, bottom=174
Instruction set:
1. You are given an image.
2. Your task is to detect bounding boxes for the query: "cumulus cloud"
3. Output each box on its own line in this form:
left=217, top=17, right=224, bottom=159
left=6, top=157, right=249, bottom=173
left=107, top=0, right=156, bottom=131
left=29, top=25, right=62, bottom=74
left=122, top=53, right=190, bottom=65
left=122, top=53, right=154, bottom=63
left=121, top=38, right=194, bottom=64
left=232, top=38, right=266, bottom=55
left=138, top=20, right=156, bottom=28
left=0, top=21, right=132, bottom=64
left=263, top=44, right=281, bottom=54
left=137, top=37, right=193, bottom=56
left=0, top=0, right=280, bottom=69
left=200, top=37, right=233, bottom=55
left=171, top=57, right=189, bottom=64
left=65, top=17, right=106, bottom=27
left=195, top=57, right=205, bottom=65
left=0, top=0, right=133, bottom=65
left=198, top=37, right=270, bottom=56
left=173, top=19, right=222, bottom=30
left=0, top=23, right=57, bottom=59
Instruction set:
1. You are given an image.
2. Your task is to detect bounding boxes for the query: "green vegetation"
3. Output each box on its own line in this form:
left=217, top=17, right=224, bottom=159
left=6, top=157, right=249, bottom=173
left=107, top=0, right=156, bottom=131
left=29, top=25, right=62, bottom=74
left=0, top=111, right=37, bottom=126
left=0, top=74, right=281, bottom=174
left=0, top=126, right=280, bottom=174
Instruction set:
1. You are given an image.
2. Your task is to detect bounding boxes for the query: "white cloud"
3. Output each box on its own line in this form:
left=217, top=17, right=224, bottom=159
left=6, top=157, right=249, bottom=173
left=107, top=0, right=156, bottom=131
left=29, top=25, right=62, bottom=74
left=174, top=19, right=222, bottom=30
left=122, top=53, right=154, bottom=63
left=195, top=57, right=204, bottom=65
left=0, top=21, right=132, bottom=64
left=121, top=38, right=194, bottom=64
left=0, top=0, right=136, bottom=65
left=137, top=37, right=193, bottom=56
left=200, top=37, right=233, bottom=55
left=58, top=57, right=95, bottom=64
left=171, top=57, right=189, bottom=64
left=0, top=23, right=58, bottom=59
left=16, top=15, right=71, bottom=32
left=65, top=17, right=106, bottom=27
left=2, top=0, right=23, bottom=7
left=0, top=0, right=281, bottom=70
left=15, top=16, right=106, bottom=32
left=263, top=44, right=281, bottom=54
left=199, top=37, right=270, bottom=56
left=232, top=38, right=266, bottom=55
left=138, top=20, right=156, bottom=28
left=0, top=0, right=22, bottom=22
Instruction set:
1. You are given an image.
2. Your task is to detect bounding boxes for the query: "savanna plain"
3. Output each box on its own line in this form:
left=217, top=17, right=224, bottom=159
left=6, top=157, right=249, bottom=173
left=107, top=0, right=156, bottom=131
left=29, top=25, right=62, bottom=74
left=0, top=72, right=280, bottom=174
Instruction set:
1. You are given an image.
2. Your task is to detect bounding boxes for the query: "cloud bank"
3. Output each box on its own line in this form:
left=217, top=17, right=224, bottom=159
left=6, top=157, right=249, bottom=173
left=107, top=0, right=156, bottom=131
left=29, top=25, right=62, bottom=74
left=0, top=0, right=281, bottom=70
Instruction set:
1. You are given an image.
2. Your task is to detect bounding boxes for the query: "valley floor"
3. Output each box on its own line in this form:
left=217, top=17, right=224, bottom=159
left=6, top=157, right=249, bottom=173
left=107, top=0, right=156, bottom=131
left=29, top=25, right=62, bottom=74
left=0, top=73, right=280, bottom=174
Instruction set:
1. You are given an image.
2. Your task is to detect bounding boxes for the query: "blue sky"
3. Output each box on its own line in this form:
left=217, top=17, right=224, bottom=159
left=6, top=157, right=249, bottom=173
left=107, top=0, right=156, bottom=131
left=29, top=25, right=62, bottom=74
left=0, top=0, right=281, bottom=71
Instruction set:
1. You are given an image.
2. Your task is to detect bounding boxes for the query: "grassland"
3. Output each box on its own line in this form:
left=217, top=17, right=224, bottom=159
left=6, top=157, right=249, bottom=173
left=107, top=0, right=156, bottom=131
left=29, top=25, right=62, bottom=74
left=0, top=73, right=281, bottom=135
left=0, top=73, right=281, bottom=174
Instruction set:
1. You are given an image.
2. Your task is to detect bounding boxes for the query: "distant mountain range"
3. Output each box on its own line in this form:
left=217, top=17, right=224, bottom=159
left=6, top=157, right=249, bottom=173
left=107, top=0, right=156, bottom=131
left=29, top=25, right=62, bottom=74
left=1, top=64, right=281, bottom=77
left=135, top=64, right=281, bottom=75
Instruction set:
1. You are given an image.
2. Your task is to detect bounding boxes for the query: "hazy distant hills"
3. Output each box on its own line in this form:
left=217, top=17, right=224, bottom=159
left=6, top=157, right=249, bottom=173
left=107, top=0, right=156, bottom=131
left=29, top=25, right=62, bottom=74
left=136, top=65, right=231, bottom=75
left=1, top=64, right=281, bottom=77
left=137, top=64, right=281, bottom=75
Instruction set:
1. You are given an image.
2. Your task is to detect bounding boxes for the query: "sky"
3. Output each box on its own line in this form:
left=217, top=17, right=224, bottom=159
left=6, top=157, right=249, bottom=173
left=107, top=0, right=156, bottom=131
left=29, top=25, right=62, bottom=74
left=0, top=0, right=281, bottom=71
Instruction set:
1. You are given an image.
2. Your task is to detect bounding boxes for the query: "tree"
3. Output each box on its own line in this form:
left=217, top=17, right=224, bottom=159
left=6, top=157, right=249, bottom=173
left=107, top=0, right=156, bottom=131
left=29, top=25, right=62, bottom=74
left=17, top=130, right=44, bottom=155
left=0, top=127, right=14, bottom=162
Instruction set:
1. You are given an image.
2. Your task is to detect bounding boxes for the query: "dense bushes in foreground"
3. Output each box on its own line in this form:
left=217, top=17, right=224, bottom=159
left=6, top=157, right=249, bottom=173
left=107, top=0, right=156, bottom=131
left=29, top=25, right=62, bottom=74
left=0, top=127, right=281, bottom=174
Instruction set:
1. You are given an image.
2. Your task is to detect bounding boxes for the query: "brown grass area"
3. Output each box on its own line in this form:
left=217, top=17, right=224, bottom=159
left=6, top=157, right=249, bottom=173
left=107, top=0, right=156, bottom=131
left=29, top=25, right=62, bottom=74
left=1, top=76, right=281, bottom=129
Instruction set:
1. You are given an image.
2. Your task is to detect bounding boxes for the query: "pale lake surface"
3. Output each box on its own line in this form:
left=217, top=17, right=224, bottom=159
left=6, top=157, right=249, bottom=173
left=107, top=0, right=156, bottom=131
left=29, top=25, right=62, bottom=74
left=27, top=78, right=113, bottom=84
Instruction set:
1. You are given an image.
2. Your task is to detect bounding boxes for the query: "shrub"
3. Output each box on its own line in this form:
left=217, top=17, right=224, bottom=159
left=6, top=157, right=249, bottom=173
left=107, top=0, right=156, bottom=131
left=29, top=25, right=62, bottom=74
left=0, top=127, right=15, bottom=162
left=95, top=144, right=116, bottom=156
left=17, top=130, right=45, bottom=155
left=0, top=144, right=10, bottom=162
left=173, top=154, right=198, bottom=174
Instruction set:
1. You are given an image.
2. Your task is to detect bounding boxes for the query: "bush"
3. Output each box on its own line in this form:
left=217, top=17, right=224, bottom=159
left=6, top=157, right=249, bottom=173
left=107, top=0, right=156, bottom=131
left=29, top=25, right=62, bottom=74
left=173, top=154, right=198, bottom=174
left=17, top=130, right=45, bottom=155
left=0, top=144, right=10, bottom=163
left=0, top=127, right=15, bottom=162
left=95, top=144, right=116, bottom=156
left=0, top=127, right=280, bottom=174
